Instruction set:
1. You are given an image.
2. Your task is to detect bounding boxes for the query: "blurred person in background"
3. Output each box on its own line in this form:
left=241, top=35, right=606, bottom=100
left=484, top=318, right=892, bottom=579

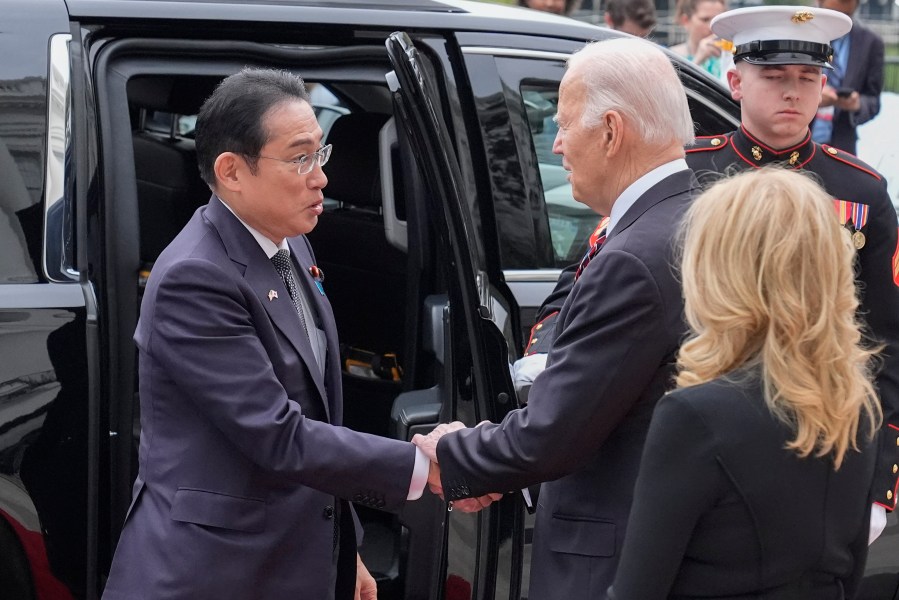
left=811, top=0, right=884, bottom=155
left=604, top=0, right=657, bottom=38
left=518, top=0, right=581, bottom=16
left=610, top=167, right=880, bottom=600
left=670, top=0, right=728, bottom=78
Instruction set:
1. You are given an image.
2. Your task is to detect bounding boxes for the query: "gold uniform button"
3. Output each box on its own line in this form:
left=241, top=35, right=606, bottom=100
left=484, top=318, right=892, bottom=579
left=530, top=338, right=538, bottom=345
left=827, top=147, right=838, bottom=155
left=893, top=464, right=898, bottom=474
left=888, top=490, right=894, bottom=501
left=895, top=436, right=899, bottom=446
left=710, top=138, right=722, bottom=146
left=535, top=323, right=543, bottom=330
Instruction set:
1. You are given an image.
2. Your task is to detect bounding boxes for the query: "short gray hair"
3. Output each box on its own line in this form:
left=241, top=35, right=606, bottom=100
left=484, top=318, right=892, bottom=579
left=568, top=39, right=695, bottom=146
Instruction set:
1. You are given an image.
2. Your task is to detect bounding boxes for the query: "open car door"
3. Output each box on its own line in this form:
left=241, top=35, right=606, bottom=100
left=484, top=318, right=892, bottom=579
left=386, top=31, right=526, bottom=600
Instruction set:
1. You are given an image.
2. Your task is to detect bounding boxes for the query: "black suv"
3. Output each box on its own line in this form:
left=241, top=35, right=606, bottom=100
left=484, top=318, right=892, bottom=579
left=11, top=1, right=890, bottom=600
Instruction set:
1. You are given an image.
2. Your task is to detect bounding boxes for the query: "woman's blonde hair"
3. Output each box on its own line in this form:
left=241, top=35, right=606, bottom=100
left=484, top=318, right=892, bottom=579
left=677, top=167, right=881, bottom=468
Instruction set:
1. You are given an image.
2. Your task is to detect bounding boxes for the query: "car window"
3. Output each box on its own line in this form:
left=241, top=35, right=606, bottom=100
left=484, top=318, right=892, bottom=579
left=521, top=84, right=596, bottom=266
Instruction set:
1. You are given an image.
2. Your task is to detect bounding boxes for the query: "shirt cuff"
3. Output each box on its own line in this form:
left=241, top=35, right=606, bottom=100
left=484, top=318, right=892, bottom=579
left=406, top=446, right=430, bottom=501
left=870, top=503, right=887, bottom=545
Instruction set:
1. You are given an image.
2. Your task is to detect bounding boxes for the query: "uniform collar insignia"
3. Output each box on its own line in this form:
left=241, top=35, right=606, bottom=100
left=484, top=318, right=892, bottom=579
left=733, top=126, right=814, bottom=169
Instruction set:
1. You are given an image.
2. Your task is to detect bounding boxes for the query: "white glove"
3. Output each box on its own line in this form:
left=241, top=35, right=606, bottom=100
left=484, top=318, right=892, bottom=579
left=512, top=353, right=548, bottom=392
left=870, top=503, right=887, bottom=545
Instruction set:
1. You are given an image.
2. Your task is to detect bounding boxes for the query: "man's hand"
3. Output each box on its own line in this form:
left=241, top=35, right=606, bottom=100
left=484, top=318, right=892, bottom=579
left=820, top=84, right=839, bottom=108
left=355, top=554, right=377, bottom=600
left=451, top=493, right=505, bottom=513
left=835, top=90, right=861, bottom=112
left=412, top=421, right=467, bottom=462
left=427, top=460, right=443, bottom=497
left=413, top=421, right=504, bottom=512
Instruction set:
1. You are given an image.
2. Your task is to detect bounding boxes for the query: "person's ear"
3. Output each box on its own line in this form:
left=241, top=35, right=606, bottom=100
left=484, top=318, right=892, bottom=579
left=214, top=152, right=244, bottom=193
left=727, top=67, right=743, bottom=102
left=604, top=12, right=614, bottom=28
left=604, top=110, right=625, bottom=156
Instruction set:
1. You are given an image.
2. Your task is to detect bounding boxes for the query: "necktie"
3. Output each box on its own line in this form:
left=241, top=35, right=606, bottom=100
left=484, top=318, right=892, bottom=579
left=574, top=220, right=609, bottom=281
left=271, top=249, right=309, bottom=335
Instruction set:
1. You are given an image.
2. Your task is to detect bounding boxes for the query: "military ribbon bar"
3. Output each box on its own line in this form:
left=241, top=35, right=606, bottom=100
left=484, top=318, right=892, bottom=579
left=833, top=199, right=869, bottom=231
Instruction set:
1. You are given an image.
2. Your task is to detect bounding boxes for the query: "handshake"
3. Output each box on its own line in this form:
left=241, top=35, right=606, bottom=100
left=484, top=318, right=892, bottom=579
left=412, top=421, right=505, bottom=513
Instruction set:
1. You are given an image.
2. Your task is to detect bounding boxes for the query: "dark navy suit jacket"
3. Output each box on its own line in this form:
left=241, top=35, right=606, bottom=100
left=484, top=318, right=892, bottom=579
left=437, top=170, right=696, bottom=599
left=610, top=372, right=875, bottom=599
left=103, top=196, right=415, bottom=599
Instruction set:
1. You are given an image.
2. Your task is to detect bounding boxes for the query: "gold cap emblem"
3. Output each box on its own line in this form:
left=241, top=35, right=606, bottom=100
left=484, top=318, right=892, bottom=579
left=751, top=146, right=763, bottom=161
left=791, top=10, right=814, bottom=24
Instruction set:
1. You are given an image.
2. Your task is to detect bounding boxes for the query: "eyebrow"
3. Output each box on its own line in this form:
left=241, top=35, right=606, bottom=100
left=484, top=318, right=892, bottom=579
left=285, top=133, right=322, bottom=150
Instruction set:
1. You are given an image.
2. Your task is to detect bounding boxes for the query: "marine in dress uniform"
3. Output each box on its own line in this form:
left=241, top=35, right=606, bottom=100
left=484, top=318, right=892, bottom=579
left=686, top=6, right=899, bottom=521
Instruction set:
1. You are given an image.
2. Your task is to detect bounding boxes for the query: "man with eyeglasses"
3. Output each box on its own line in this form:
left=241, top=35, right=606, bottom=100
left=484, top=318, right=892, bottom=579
left=103, top=68, right=496, bottom=600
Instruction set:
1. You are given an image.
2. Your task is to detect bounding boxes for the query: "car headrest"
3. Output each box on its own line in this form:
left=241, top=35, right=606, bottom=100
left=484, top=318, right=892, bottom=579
left=324, top=112, right=391, bottom=209
left=128, top=76, right=218, bottom=116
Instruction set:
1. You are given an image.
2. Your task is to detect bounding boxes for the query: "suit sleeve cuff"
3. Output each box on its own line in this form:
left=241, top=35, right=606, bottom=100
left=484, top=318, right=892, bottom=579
left=407, top=447, right=430, bottom=501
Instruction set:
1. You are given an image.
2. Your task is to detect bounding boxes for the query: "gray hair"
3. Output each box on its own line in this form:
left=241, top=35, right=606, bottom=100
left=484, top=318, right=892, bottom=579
left=568, top=39, right=695, bottom=146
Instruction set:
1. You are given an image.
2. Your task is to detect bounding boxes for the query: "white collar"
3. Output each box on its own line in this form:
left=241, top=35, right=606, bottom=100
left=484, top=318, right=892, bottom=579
left=607, top=159, right=688, bottom=236
left=218, top=197, right=289, bottom=259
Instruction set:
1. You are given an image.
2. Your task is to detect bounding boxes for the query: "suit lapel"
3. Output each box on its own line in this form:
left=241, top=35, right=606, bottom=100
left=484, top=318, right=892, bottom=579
left=204, top=197, right=330, bottom=412
left=605, top=170, right=695, bottom=245
left=289, top=237, right=343, bottom=423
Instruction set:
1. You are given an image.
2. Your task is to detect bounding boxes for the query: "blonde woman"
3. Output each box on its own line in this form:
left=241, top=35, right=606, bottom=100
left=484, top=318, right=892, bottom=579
left=609, top=168, right=881, bottom=599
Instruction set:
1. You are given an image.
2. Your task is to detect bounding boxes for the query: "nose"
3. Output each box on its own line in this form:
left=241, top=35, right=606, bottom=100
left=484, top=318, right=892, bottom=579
left=783, top=79, right=800, bottom=101
left=552, top=127, right=564, bottom=155
left=309, top=162, right=328, bottom=189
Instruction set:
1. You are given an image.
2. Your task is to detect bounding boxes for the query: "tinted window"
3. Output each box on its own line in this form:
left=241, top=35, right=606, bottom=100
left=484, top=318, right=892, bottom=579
left=520, top=83, right=597, bottom=266
left=0, top=79, right=43, bottom=283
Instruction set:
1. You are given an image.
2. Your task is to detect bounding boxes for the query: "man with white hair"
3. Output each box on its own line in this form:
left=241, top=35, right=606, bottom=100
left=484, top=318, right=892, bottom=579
left=412, top=38, right=698, bottom=598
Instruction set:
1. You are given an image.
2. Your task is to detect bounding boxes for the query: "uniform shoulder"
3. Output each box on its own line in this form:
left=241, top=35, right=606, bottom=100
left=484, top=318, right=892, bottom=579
left=686, top=134, right=731, bottom=154
left=819, top=144, right=884, bottom=182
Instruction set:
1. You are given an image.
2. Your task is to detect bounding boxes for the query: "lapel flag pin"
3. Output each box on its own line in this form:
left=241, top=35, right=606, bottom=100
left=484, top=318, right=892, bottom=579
left=268, top=290, right=278, bottom=301
left=309, top=265, right=325, bottom=296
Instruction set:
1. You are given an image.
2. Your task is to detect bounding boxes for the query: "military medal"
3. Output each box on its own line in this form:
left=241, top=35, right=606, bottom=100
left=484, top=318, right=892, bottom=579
left=833, top=199, right=869, bottom=250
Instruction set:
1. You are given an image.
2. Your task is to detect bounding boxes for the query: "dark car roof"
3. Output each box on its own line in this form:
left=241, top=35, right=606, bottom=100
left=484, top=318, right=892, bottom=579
left=65, top=0, right=608, bottom=40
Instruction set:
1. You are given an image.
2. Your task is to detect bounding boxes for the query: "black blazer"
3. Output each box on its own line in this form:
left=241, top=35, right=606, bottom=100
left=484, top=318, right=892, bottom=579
left=827, top=21, right=884, bottom=155
left=609, top=371, right=876, bottom=600
left=437, top=169, right=696, bottom=599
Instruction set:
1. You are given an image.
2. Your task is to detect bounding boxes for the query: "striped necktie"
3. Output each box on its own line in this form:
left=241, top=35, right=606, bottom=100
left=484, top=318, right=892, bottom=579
left=574, top=219, right=609, bottom=281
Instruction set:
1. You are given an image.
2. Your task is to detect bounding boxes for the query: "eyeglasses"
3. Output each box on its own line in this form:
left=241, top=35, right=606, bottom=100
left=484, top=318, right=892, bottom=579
left=254, top=144, right=332, bottom=175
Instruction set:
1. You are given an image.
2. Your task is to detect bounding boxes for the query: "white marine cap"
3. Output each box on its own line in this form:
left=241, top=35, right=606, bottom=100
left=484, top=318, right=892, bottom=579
left=711, top=6, right=852, bottom=69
